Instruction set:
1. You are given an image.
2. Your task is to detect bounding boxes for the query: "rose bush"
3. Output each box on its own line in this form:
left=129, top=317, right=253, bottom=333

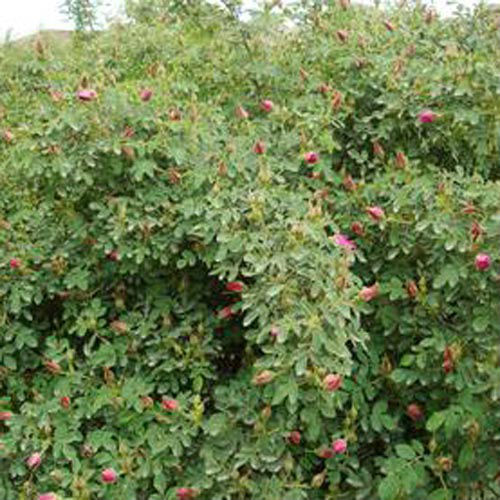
left=1, top=1, right=500, bottom=499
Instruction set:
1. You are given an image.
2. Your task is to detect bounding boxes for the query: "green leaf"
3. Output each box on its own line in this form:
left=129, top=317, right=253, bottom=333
left=378, top=476, right=399, bottom=500
left=395, top=444, right=416, bottom=460
left=426, top=411, right=446, bottom=432
left=429, top=488, right=451, bottom=500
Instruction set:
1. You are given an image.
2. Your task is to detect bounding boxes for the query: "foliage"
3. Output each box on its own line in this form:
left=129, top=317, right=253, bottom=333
left=1, top=1, right=500, bottom=499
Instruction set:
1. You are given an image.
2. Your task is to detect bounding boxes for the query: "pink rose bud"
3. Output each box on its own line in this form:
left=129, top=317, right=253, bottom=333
left=418, top=109, right=437, bottom=123
left=176, top=488, right=197, bottom=500
left=9, top=258, right=21, bottom=269
left=3, top=130, right=14, bottom=143
left=44, top=360, right=61, bottom=375
left=323, top=373, right=342, bottom=391
left=359, top=283, right=379, bottom=302
left=39, top=493, right=57, bottom=500
left=218, top=306, right=234, bottom=320
left=162, top=398, right=179, bottom=411
left=304, top=151, right=319, bottom=165
left=383, top=20, right=395, bottom=31
left=471, top=221, right=482, bottom=242
left=0, top=411, right=12, bottom=421
left=252, top=370, right=275, bottom=386
left=336, top=30, right=349, bottom=43
left=106, top=249, right=120, bottom=261
left=406, top=280, right=418, bottom=299
left=332, top=438, right=347, bottom=454
left=77, top=89, right=98, bottom=102
left=139, top=88, right=153, bottom=102
left=60, top=396, right=71, bottom=409
left=332, top=233, right=356, bottom=251
left=475, top=253, right=491, bottom=271
left=270, top=325, right=280, bottom=339
left=235, top=105, right=249, bottom=119
left=253, top=141, right=266, bottom=155
left=101, top=468, right=117, bottom=484
left=332, top=90, right=342, bottom=110
left=406, top=403, right=424, bottom=422
left=342, top=175, right=357, bottom=191
left=288, top=431, right=301, bottom=445
left=260, top=99, right=274, bottom=112
left=366, top=206, right=385, bottom=221
left=123, top=126, right=135, bottom=138
left=395, top=151, right=407, bottom=168
left=226, top=281, right=244, bottom=292
left=26, top=452, right=42, bottom=469
left=372, top=141, right=385, bottom=158
left=317, top=83, right=330, bottom=94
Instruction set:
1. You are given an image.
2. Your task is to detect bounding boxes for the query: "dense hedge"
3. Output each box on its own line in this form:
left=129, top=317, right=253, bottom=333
left=1, top=1, right=500, bottom=499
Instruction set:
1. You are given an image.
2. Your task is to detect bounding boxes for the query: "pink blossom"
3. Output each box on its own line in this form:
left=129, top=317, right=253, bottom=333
left=332, top=233, right=356, bottom=250
left=162, top=398, right=179, bottom=411
left=76, top=89, right=98, bottom=102
left=475, top=253, right=491, bottom=271
left=176, top=488, right=197, bottom=500
left=323, top=373, right=342, bottom=392
left=304, top=151, right=319, bottom=164
left=0, top=411, right=12, bottom=421
left=260, top=99, right=274, bottom=112
left=26, top=452, right=41, bottom=469
left=366, top=206, right=385, bottom=221
left=359, top=283, right=379, bottom=302
left=332, top=438, right=347, bottom=454
left=226, top=281, right=244, bottom=292
left=9, top=258, right=21, bottom=269
left=235, top=106, right=249, bottom=119
left=418, top=109, right=437, bottom=123
left=253, top=141, right=266, bottom=154
left=101, top=468, right=117, bottom=484
left=38, top=494, right=57, bottom=500
left=139, top=88, right=153, bottom=102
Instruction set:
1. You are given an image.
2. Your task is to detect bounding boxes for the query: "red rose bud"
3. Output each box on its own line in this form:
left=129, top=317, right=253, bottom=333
left=218, top=306, right=234, bottom=320
left=235, top=105, right=249, bottom=119
left=0, top=411, right=12, bottom=421
left=359, top=283, right=379, bottom=302
left=26, top=452, right=42, bottom=469
left=406, top=280, right=418, bottom=299
left=443, top=346, right=454, bottom=374
left=395, top=151, right=407, bottom=168
left=342, top=175, right=357, bottom=191
left=60, top=396, right=71, bottom=409
left=332, top=438, right=347, bottom=454
left=288, top=431, right=301, bottom=445
left=260, top=99, right=274, bottom=112
left=123, top=126, right=135, bottom=138
left=372, top=141, right=385, bottom=158
left=162, top=398, right=179, bottom=411
left=406, top=403, right=424, bottom=422
left=351, top=221, right=364, bottom=236
left=3, top=129, right=14, bottom=143
left=383, top=20, right=395, bottom=31
left=462, top=203, right=476, bottom=214
left=45, top=360, right=61, bottom=375
left=418, top=109, right=437, bottom=123
left=139, top=88, right=153, bottom=102
left=304, top=151, right=319, bottom=165
left=9, top=258, right=21, bottom=269
left=318, top=83, right=330, bottom=94
left=336, top=30, right=349, bottom=43
left=101, top=468, right=117, bottom=484
left=317, top=447, right=334, bottom=459
left=253, top=141, right=266, bottom=155
left=323, top=373, right=342, bottom=391
left=252, top=370, right=275, bottom=386
left=471, top=221, right=482, bottom=242
left=77, top=89, right=98, bottom=101
left=176, top=488, right=198, bottom=500
left=226, top=281, right=244, bottom=293
left=475, top=253, right=491, bottom=271
left=331, top=90, right=342, bottom=110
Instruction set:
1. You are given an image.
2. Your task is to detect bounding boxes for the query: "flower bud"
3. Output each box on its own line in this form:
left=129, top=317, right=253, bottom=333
left=323, top=373, right=342, bottom=391
left=252, top=370, right=275, bottom=386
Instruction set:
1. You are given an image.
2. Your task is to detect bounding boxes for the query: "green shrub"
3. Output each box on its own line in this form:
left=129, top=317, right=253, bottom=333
left=1, top=1, right=500, bottom=499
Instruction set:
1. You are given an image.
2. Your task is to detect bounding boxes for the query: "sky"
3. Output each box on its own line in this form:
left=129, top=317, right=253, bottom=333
left=0, top=0, right=483, bottom=41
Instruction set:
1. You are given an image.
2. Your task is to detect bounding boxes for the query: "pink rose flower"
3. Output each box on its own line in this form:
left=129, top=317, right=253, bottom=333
left=366, top=206, right=385, bottom=221
left=39, top=493, right=57, bottom=500
left=288, top=431, right=301, bottom=445
left=332, top=233, right=356, bottom=250
left=9, top=258, right=21, bottom=269
left=304, top=151, right=319, bottom=165
left=323, top=373, right=342, bottom=391
left=253, top=141, right=266, bottom=154
left=418, top=109, right=437, bottom=123
left=260, top=99, right=274, bottom=112
left=332, top=438, right=347, bottom=454
left=235, top=105, right=249, bottom=119
left=226, top=281, right=244, bottom=292
left=139, top=88, right=153, bottom=102
left=475, top=253, right=491, bottom=271
left=162, top=398, right=179, bottom=411
left=76, top=89, right=98, bottom=102
left=101, top=468, right=117, bottom=484
left=0, top=411, right=12, bottom=421
left=26, top=452, right=42, bottom=469
left=176, top=488, right=197, bottom=500
left=359, top=283, right=379, bottom=302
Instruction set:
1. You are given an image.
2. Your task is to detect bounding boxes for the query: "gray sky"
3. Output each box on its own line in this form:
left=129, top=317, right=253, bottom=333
left=0, top=0, right=482, bottom=41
